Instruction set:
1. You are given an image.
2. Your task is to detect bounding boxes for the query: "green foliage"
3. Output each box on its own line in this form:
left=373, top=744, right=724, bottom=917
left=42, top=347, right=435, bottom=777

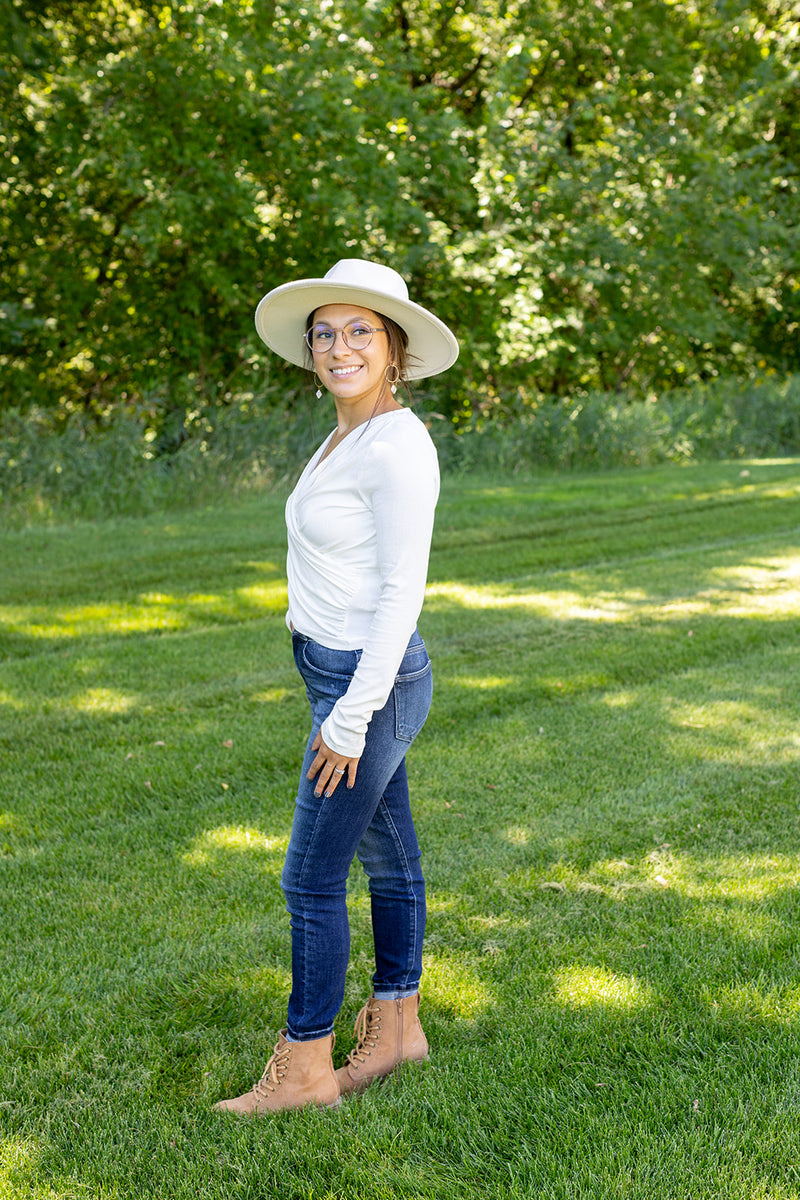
left=1, top=0, right=798, bottom=422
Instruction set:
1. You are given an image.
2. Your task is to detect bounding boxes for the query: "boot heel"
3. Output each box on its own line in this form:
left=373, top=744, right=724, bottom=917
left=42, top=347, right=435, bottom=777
left=335, top=994, right=428, bottom=1096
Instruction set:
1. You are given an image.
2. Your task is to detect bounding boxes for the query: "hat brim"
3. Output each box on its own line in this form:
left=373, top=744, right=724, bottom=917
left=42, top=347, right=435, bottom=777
left=254, top=278, right=458, bottom=381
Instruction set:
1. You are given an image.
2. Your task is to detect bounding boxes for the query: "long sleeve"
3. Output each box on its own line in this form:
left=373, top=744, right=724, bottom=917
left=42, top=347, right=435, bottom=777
left=319, top=416, right=439, bottom=757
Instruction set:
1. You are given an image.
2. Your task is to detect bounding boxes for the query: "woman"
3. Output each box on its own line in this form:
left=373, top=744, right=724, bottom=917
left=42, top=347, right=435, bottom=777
left=216, top=259, right=458, bottom=1115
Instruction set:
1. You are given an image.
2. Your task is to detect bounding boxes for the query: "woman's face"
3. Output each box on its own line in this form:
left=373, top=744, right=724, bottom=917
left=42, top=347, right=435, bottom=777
left=310, top=304, right=391, bottom=411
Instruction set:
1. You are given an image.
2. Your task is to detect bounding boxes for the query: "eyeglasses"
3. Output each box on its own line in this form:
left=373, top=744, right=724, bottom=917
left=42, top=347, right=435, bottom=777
left=304, top=321, right=387, bottom=353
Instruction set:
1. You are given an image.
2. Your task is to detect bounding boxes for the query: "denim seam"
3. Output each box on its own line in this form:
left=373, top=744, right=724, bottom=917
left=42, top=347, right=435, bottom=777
left=301, top=642, right=362, bottom=681
left=373, top=796, right=420, bottom=990
left=287, top=794, right=339, bottom=1042
left=395, top=661, right=432, bottom=684
left=394, top=660, right=432, bottom=741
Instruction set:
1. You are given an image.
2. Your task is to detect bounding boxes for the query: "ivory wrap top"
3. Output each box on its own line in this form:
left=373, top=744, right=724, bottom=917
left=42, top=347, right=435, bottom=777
left=285, top=407, right=440, bottom=758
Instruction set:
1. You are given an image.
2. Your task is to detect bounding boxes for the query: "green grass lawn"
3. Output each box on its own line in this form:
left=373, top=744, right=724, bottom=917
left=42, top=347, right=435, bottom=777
left=1, top=458, right=799, bottom=1199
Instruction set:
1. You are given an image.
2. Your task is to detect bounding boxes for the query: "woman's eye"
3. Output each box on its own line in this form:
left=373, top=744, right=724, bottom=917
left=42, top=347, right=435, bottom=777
left=350, top=325, right=371, bottom=338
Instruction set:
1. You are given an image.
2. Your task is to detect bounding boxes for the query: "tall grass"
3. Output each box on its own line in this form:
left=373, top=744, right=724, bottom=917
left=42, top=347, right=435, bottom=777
left=435, top=373, right=800, bottom=474
left=1, top=373, right=798, bottom=525
left=0, top=390, right=320, bottom=525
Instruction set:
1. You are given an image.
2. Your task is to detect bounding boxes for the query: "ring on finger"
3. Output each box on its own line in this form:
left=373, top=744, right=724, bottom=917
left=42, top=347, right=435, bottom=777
left=333, top=767, right=345, bottom=775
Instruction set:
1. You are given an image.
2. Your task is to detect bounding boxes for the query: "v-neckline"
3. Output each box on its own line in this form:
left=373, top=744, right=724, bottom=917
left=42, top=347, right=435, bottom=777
left=310, top=407, right=406, bottom=474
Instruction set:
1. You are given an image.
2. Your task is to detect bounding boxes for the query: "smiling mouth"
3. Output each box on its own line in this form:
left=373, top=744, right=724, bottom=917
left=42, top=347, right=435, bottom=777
left=330, top=366, right=362, bottom=377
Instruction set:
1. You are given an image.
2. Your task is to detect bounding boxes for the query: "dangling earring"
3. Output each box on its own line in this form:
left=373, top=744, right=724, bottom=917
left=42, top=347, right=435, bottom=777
left=314, top=373, right=324, bottom=400
left=385, top=363, right=401, bottom=395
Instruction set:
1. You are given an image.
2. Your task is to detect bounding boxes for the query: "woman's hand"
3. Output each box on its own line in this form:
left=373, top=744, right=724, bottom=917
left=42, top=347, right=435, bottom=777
left=307, top=732, right=359, bottom=797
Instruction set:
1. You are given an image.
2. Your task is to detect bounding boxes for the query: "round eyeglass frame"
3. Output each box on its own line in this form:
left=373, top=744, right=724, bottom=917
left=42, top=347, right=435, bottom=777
left=304, top=321, right=388, bottom=353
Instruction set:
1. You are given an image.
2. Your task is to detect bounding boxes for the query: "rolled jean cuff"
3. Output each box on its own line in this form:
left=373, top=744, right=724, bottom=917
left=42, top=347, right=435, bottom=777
left=285, top=1023, right=333, bottom=1043
left=372, top=986, right=420, bottom=1001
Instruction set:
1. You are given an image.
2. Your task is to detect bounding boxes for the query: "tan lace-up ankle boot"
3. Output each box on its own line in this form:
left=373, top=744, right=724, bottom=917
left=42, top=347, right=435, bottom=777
left=335, top=993, right=428, bottom=1096
left=215, top=1031, right=340, bottom=1115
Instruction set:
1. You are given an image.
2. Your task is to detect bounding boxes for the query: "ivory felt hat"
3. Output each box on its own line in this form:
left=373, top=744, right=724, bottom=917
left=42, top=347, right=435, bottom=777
left=254, top=258, right=459, bottom=381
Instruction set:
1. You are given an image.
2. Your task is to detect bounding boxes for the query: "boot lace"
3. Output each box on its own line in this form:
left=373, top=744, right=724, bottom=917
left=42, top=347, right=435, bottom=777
left=253, top=1039, right=292, bottom=1098
left=345, top=1000, right=382, bottom=1067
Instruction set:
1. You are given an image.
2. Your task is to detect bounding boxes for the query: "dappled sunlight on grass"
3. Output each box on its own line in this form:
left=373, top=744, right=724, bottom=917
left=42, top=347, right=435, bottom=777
left=503, top=849, right=800, bottom=917
left=544, top=852, right=800, bottom=908
left=466, top=912, right=532, bottom=961
left=426, top=893, right=464, bottom=917
left=182, top=825, right=288, bottom=868
left=590, top=857, right=641, bottom=882
left=554, top=964, right=658, bottom=1013
left=672, top=694, right=779, bottom=726
left=250, top=686, right=292, bottom=705
left=242, top=560, right=283, bottom=574
left=602, top=691, right=638, bottom=708
left=236, top=583, right=289, bottom=607
left=451, top=674, right=515, bottom=690
left=71, top=687, right=138, bottom=714
left=427, top=547, right=800, bottom=625
left=705, top=980, right=800, bottom=1026
left=0, top=811, right=34, bottom=839
left=667, top=693, right=800, bottom=762
left=694, top=472, right=800, bottom=504
left=422, top=952, right=497, bottom=1017
left=690, top=902, right=779, bottom=944
left=659, top=554, right=800, bottom=619
left=511, top=859, right=683, bottom=901
left=717, top=554, right=800, bottom=586
left=682, top=855, right=800, bottom=903
left=0, top=581, right=288, bottom=641
left=427, top=580, right=643, bottom=621
left=0, top=680, right=141, bottom=716
left=2, top=599, right=183, bottom=639
left=454, top=461, right=800, bottom=510
left=0, top=810, right=40, bottom=860
left=0, top=1134, right=41, bottom=1186
left=674, top=482, right=800, bottom=509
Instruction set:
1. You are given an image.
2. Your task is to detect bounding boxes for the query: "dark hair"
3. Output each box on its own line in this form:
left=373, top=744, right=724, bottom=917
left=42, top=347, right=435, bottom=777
left=381, top=314, right=410, bottom=383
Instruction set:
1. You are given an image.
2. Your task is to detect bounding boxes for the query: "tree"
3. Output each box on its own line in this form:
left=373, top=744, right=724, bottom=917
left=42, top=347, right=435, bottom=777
left=1, top=0, right=797, bottom=424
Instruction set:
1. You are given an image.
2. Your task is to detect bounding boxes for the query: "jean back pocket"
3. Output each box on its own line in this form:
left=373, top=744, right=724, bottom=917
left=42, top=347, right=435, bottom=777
left=394, top=650, right=433, bottom=743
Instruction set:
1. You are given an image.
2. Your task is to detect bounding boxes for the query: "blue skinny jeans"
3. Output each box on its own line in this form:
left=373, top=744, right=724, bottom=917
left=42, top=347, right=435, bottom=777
left=282, top=630, right=432, bottom=1041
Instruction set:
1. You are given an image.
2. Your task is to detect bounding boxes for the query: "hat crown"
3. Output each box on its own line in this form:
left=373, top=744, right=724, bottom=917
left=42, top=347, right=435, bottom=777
left=323, top=259, right=409, bottom=303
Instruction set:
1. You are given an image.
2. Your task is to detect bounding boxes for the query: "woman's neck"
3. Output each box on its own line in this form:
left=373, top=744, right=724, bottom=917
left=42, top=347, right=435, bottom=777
left=332, top=393, right=403, bottom=436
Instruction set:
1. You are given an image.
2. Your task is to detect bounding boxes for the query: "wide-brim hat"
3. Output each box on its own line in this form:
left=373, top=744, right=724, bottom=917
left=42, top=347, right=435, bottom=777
left=254, top=258, right=459, bottom=381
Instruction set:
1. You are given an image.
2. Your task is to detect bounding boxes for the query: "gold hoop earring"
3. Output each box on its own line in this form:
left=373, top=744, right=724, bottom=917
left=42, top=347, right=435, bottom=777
left=314, top=373, right=324, bottom=400
left=385, top=363, right=401, bottom=395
